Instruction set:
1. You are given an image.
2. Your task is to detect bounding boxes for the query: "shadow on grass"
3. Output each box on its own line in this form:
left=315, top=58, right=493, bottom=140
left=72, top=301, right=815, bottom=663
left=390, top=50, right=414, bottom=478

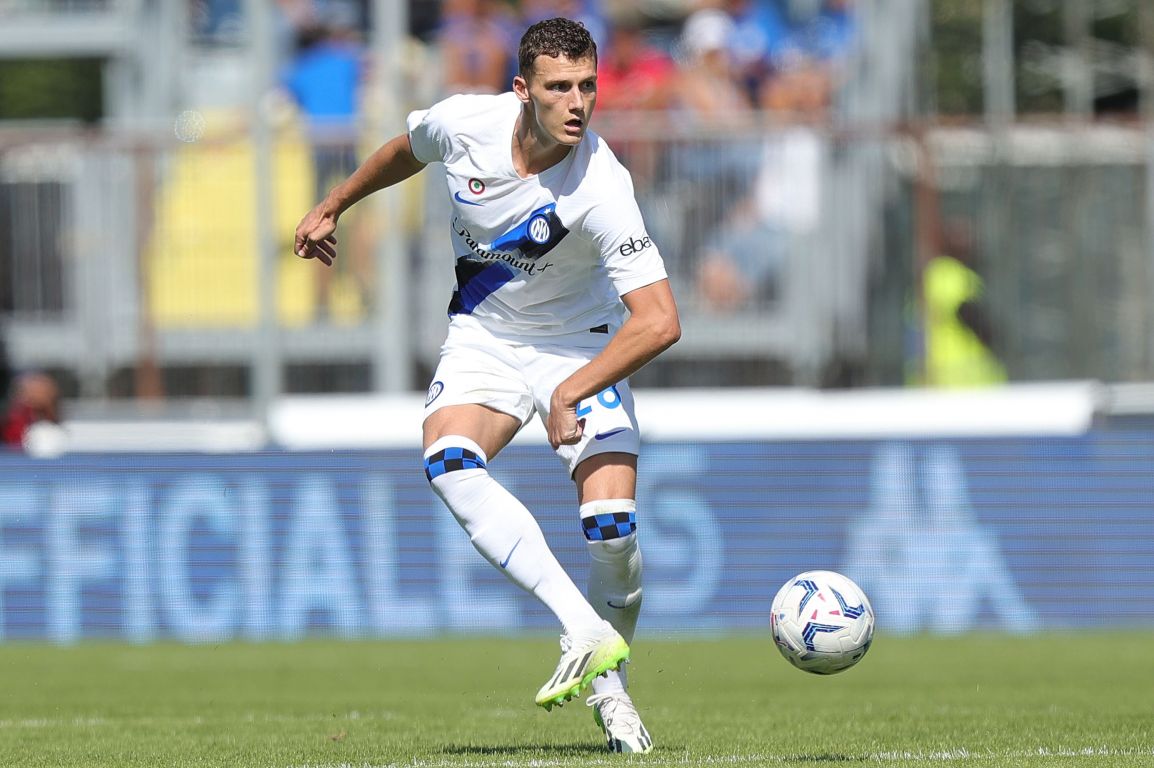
left=445, top=746, right=867, bottom=762
left=443, top=743, right=608, bottom=757
left=783, top=756, right=868, bottom=763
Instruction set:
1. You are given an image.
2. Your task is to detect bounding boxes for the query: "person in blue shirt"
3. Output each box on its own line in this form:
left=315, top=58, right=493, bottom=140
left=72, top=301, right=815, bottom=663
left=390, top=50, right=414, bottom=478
left=282, top=19, right=369, bottom=317
left=283, top=20, right=364, bottom=198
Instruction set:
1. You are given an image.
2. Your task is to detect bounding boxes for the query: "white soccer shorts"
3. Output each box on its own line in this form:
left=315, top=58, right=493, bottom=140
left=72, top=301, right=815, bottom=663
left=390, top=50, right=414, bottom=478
left=423, top=317, right=640, bottom=476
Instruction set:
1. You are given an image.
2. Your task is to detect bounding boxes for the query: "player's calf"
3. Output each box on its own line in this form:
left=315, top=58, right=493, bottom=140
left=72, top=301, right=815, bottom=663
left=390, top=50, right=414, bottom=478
left=582, top=499, right=643, bottom=644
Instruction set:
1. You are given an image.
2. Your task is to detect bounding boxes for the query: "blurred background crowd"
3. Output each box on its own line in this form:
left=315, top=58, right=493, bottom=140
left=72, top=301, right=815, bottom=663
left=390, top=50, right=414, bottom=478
left=1, top=0, right=1152, bottom=449
left=192, top=0, right=855, bottom=106
left=199, top=0, right=860, bottom=316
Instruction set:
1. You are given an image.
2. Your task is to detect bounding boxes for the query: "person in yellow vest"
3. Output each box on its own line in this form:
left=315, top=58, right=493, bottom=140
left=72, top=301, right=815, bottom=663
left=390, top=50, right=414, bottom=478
left=922, top=222, right=1006, bottom=387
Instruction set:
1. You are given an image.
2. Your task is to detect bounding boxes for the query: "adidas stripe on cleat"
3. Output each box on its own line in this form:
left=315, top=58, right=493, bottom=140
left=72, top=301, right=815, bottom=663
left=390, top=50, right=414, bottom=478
left=588, top=692, right=653, bottom=754
left=535, top=621, right=629, bottom=711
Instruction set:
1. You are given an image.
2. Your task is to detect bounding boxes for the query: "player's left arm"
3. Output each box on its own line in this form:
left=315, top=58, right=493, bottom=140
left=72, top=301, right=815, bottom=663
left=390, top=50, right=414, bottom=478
left=546, top=278, right=680, bottom=448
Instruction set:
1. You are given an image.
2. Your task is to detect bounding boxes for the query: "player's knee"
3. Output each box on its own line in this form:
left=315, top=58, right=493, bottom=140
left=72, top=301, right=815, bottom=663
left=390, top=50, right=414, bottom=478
left=583, top=499, right=642, bottom=587
left=580, top=499, right=637, bottom=544
left=423, top=435, right=489, bottom=488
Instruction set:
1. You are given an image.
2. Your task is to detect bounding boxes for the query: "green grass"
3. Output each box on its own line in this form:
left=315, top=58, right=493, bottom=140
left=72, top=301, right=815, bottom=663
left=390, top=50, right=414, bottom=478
left=1, top=633, right=1152, bottom=767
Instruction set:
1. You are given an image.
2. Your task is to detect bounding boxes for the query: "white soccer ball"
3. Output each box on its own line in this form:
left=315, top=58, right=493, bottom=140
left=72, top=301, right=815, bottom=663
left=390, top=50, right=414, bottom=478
left=770, top=570, right=875, bottom=675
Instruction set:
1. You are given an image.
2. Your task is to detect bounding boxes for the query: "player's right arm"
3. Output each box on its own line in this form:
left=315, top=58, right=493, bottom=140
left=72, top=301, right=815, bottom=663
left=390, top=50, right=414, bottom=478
left=294, top=133, right=426, bottom=265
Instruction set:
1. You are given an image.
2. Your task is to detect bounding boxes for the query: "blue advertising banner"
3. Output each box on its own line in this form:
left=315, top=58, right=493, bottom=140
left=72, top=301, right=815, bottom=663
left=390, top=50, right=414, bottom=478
left=1, top=431, right=1151, bottom=643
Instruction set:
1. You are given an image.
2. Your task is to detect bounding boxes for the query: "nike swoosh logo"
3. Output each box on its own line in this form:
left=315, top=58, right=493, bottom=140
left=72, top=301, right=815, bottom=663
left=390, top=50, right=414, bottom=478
left=500, top=538, right=522, bottom=568
left=453, top=191, right=483, bottom=206
left=594, top=428, right=628, bottom=441
left=607, top=600, right=629, bottom=609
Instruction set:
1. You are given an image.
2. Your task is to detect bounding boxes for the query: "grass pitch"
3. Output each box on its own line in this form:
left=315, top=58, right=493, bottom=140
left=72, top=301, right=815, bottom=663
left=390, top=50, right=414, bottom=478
left=1, top=633, right=1151, bottom=767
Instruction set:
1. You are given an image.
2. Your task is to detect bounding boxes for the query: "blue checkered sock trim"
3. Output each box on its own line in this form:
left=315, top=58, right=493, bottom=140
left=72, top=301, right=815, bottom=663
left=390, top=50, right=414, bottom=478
left=581, top=510, right=637, bottom=541
left=424, top=446, right=487, bottom=481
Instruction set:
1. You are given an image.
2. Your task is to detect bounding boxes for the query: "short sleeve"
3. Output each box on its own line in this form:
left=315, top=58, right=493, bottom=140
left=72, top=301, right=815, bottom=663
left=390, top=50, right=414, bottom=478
left=406, top=103, right=453, bottom=164
left=585, top=167, right=668, bottom=296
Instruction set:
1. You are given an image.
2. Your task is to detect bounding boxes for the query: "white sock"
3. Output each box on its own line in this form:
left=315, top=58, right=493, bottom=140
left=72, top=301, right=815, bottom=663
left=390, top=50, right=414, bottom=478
left=581, top=499, right=642, bottom=696
left=425, top=435, right=603, bottom=636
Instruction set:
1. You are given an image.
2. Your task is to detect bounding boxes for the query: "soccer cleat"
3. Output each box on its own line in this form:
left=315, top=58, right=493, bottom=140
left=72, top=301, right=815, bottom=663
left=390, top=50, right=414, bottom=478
left=535, top=621, right=629, bottom=711
left=588, top=691, right=654, bottom=754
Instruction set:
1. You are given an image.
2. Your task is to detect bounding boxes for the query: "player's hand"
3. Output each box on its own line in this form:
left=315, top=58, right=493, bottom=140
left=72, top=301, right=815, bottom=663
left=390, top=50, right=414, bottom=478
left=546, top=400, right=585, bottom=449
left=294, top=205, right=339, bottom=266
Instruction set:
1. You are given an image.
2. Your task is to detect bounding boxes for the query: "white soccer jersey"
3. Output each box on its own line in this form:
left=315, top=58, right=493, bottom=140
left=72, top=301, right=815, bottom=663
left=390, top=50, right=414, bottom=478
left=406, top=91, right=668, bottom=341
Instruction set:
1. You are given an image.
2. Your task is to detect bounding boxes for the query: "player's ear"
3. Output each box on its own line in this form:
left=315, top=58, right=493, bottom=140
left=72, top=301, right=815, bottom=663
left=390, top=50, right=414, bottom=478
left=513, top=73, right=530, bottom=103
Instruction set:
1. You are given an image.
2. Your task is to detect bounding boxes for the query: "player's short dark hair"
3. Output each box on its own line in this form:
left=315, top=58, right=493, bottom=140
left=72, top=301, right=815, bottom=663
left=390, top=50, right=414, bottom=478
left=518, top=17, right=597, bottom=77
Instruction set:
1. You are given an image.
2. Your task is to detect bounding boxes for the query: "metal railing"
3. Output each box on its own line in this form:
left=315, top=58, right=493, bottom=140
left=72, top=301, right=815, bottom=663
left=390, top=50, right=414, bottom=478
left=3, top=0, right=1154, bottom=414
left=0, top=116, right=860, bottom=400
left=3, top=116, right=1153, bottom=410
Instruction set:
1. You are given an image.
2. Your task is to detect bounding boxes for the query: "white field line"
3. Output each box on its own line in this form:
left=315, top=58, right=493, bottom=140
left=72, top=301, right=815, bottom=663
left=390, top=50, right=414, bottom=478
left=0, top=710, right=398, bottom=729
left=283, top=746, right=1154, bottom=768
left=0, top=716, right=1146, bottom=763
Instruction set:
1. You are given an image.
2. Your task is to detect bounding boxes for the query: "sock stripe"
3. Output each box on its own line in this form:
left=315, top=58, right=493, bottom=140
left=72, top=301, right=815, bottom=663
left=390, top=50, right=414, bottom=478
left=424, top=447, right=486, bottom=481
left=582, top=511, right=636, bottom=541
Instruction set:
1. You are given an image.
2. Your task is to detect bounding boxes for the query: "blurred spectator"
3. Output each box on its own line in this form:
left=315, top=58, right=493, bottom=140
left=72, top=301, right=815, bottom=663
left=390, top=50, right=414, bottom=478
left=595, top=12, right=676, bottom=188
left=696, top=196, right=782, bottom=310
left=520, top=0, right=608, bottom=47
left=691, top=0, right=855, bottom=314
left=671, top=8, right=759, bottom=280
left=920, top=220, right=1006, bottom=388
left=282, top=18, right=364, bottom=195
left=597, top=12, right=675, bottom=112
left=191, top=1, right=368, bottom=65
left=674, top=9, right=753, bottom=128
left=720, top=0, right=790, bottom=103
left=282, top=16, right=370, bottom=318
left=698, top=63, right=830, bottom=312
left=590, top=12, right=678, bottom=209
left=2, top=371, right=60, bottom=449
left=768, top=0, right=857, bottom=104
left=787, top=0, right=856, bottom=63
left=276, top=0, right=317, bottom=28
left=274, top=0, right=323, bottom=65
left=758, top=55, right=832, bottom=112
left=436, top=0, right=517, bottom=95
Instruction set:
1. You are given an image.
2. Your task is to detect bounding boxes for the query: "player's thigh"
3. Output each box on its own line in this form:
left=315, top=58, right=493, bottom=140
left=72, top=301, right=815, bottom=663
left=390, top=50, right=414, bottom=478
left=422, top=403, right=521, bottom=458
left=574, top=451, right=637, bottom=505
left=422, top=322, right=534, bottom=457
left=523, top=344, right=641, bottom=477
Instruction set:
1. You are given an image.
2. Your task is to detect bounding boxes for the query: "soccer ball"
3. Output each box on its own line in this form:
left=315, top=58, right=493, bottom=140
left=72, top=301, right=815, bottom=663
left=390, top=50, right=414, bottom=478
left=770, top=570, right=875, bottom=675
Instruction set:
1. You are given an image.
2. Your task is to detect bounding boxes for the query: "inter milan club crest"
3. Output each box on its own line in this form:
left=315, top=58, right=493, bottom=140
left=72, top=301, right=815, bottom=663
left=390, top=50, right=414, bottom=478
left=528, top=213, right=551, bottom=244
left=425, top=380, right=444, bottom=406
left=489, top=203, right=569, bottom=260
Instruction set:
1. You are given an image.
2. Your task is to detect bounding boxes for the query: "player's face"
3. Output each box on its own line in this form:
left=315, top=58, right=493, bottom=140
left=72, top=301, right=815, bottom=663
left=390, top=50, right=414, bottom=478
left=515, top=54, right=598, bottom=148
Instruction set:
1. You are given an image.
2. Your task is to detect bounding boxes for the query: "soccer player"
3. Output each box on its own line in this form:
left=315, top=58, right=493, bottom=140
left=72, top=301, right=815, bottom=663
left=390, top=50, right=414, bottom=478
left=293, top=17, right=678, bottom=755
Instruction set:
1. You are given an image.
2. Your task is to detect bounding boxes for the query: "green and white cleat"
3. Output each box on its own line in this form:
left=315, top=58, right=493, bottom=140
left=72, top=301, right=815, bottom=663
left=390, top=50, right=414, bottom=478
left=535, top=621, right=629, bottom=711
left=588, top=691, right=654, bottom=754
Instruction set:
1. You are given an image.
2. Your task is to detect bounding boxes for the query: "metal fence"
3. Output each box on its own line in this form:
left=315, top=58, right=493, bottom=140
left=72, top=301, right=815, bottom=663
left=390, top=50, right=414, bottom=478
left=0, top=116, right=862, bottom=401
left=1, top=0, right=1153, bottom=415
left=864, top=124, right=1154, bottom=387
left=2, top=117, right=1153, bottom=410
